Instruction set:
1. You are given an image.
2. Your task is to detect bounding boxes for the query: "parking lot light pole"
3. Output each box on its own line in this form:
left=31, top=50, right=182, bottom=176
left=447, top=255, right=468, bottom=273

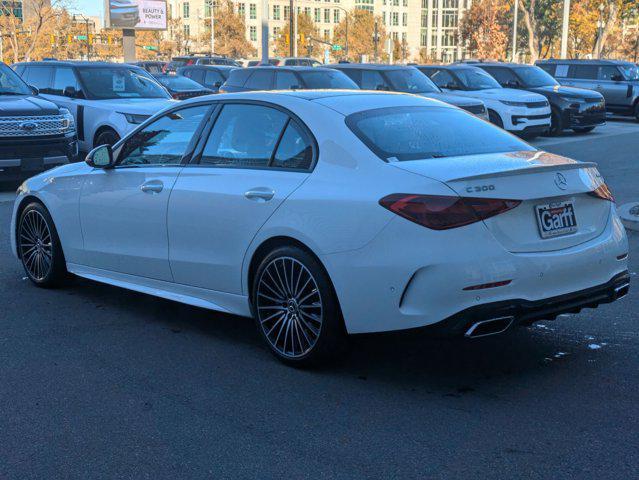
left=560, top=0, right=570, bottom=59
left=511, top=0, right=518, bottom=62
left=261, top=0, right=269, bottom=63
left=335, top=6, right=348, bottom=58
left=210, top=0, right=215, bottom=54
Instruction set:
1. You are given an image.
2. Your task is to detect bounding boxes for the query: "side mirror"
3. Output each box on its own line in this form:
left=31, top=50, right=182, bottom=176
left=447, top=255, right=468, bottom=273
left=63, top=86, right=77, bottom=98
left=506, top=80, right=520, bottom=88
left=213, top=81, right=222, bottom=88
left=444, top=82, right=458, bottom=90
left=610, top=74, right=624, bottom=82
left=29, top=85, right=39, bottom=95
left=86, top=144, right=114, bottom=169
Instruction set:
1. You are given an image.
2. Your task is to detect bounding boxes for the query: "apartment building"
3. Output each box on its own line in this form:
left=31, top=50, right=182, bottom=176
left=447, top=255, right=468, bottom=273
left=166, top=0, right=471, bottom=61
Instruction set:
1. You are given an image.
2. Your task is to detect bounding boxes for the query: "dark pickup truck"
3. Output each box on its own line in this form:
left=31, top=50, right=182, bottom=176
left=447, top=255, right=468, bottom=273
left=0, top=62, right=77, bottom=181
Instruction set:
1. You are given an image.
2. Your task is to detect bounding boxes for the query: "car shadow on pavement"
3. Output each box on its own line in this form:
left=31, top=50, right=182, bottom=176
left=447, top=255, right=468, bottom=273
left=67, top=274, right=574, bottom=394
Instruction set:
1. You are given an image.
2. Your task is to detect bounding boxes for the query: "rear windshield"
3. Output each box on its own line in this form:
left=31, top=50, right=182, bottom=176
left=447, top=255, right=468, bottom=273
left=346, top=106, right=534, bottom=161
left=156, top=75, right=202, bottom=90
left=298, top=70, right=358, bottom=89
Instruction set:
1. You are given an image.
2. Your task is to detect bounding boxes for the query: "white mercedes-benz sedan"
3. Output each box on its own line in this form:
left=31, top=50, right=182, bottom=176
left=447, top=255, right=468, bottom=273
left=10, top=91, right=630, bottom=366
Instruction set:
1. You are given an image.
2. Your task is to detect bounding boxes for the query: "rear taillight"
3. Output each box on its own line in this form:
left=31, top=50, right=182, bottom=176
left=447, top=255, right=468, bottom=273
left=588, top=183, right=614, bottom=202
left=379, top=194, right=521, bottom=230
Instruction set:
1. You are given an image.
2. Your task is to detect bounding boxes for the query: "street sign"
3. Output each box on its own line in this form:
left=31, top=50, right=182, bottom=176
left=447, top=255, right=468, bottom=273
left=331, top=44, right=342, bottom=51
left=143, top=45, right=159, bottom=51
left=76, top=35, right=88, bottom=40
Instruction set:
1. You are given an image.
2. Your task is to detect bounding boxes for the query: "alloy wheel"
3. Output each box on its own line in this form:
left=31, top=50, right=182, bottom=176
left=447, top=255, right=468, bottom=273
left=256, top=257, right=323, bottom=359
left=19, top=209, right=53, bottom=281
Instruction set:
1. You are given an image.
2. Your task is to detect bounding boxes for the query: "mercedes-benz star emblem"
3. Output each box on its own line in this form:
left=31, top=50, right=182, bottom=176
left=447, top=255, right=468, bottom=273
left=554, top=172, right=568, bottom=190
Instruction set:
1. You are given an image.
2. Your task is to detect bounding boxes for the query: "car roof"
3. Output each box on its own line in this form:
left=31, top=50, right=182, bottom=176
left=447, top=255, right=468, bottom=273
left=537, top=58, right=633, bottom=66
left=178, top=89, right=451, bottom=116
left=181, top=64, right=236, bottom=70
left=329, top=63, right=414, bottom=70
left=417, top=64, right=481, bottom=71
left=14, top=61, right=143, bottom=69
left=473, top=62, right=535, bottom=69
left=246, top=66, right=335, bottom=72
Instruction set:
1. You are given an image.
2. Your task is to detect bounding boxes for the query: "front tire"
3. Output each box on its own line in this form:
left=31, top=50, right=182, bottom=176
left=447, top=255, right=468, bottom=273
left=17, top=202, right=67, bottom=288
left=252, top=246, right=347, bottom=367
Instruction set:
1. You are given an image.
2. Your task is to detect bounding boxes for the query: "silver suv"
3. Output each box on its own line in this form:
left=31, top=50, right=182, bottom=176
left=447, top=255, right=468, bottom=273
left=536, top=59, right=639, bottom=120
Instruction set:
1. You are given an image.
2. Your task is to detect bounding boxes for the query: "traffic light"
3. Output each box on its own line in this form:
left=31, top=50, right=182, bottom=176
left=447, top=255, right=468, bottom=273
left=67, top=34, right=72, bottom=44
left=88, top=34, right=93, bottom=44
left=299, top=33, right=305, bottom=45
left=50, top=35, right=55, bottom=45
left=285, top=34, right=290, bottom=45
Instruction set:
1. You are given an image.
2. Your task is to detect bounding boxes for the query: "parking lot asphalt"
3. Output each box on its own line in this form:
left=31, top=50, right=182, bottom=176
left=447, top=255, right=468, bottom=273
left=0, top=120, right=637, bottom=479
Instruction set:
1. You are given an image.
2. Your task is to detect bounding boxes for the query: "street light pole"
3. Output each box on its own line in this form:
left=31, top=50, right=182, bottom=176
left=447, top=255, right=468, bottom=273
left=511, top=0, right=518, bottom=62
left=210, top=0, right=215, bottom=54
left=560, top=0, right=570, bottom=58
left=261, top=0, right=269, bottom=63
left=373, top=19, right=379, bottom=62
left=289, top=0, right=295, bottom=57
left=597, top=3, right=605, bottom=59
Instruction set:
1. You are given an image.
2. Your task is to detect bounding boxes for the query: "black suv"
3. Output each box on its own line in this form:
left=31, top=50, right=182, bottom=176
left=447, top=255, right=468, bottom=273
left=165, top=55, right=240, bottom=73
left=475, top=62, right=606, bottom=135
left=329, top=64, right=489, bottom=120
left=177, top=65, right=236, bottom=93
left=219, top=66, right=358, bottom=93
left=0, top=62, right=77, bottom=182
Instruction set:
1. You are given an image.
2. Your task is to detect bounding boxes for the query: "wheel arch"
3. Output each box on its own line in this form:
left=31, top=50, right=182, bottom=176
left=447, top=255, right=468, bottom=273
left=92, top=125, right=120, bottom=149
left=14, top=194, right=50, bottom=259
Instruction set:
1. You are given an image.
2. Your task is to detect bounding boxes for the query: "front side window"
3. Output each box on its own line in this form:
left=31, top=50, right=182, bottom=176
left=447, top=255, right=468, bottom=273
left=513, top=66, right=557, bottom=87
left=453, top=68, right=501, bottom=90
left=52, top=67, right=80, bottom=95
left=598, top=66, right=622, bottom=81
left=569, top=65, right=598, bottom=80
left=275, top=71, right=299, bottom=89
left=200, top=104, right=288, bottom=168
left=118, top=105, right=210, bottom=166
left=360, top=70, right=387, bottom=90
left=245, top=70, right=274, bottom=89
left=77, top=67, right=170, bottom=99
left=0, top=64, right=32, bottom=95
left=204, top=70, right=225, bottom=86
left=298, top=70, right=358, bottom=89
left=619, top=64, right=639, bottom=80
left=383, top=68, right=439, bottom=93
left=481, top=67, right=518, bottom=86
left=346, top=106, right=534, bottom=162
left=422, top=68, right=457, bottom=89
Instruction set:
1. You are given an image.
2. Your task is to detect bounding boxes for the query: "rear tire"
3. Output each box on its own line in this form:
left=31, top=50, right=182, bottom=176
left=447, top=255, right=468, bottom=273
left=251, top=246, right=348, bottom=367
left=17, top=202, right=67, bottom=288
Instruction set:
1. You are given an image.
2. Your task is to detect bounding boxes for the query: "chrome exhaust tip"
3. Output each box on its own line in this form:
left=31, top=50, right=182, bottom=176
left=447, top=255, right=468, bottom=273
left=465, top=316, right=515, bottom=339
left=614, top=282, right=630, bottom=300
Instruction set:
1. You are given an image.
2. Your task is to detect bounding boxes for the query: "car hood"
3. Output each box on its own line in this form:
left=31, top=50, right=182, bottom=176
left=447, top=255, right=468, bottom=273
left=419, top=92, right=483, bottom=108
left=92, top=98, right=177, bottom=114
left=528, top=85, right=603, bottom=100
left=0, top=95, right=60, bottom=116
left=458, top=88, right=546, bottom=103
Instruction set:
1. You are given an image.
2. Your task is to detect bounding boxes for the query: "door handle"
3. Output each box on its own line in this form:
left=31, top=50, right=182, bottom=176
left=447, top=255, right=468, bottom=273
left=140, top=180, right=164, bottom=194
left=244, top=188, right=275, bottom=202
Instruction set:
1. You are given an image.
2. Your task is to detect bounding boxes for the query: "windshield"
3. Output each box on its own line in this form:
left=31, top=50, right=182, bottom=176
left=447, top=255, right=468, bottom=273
left=455, top=68, right=501, bottom=90
left=384, top=68, right=440, bottom=93
left=298, top=70, right=358, bottom=89
left=346, top=106, right=534, bottom=161
left=77, top=67, right=170, bottom=99
left=515, top=66, right=558, bottom=87
left=0, top=64, right=32, bottom=95
left=157, top=75, right=203, bottom=90
left=619, top=64, right=639, bottom=80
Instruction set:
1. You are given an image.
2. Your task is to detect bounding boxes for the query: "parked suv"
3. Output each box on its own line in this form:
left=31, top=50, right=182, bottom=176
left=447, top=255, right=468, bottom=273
left=219, top=66, right=358, bottom=93
left=536, top=59, right=639, bottom=120
left=418, top=64, right=551, bottom=136
left=177, top=65, right=236, bottom=93
left=330, top=64, right=488, bottom=120
left=0, top=63, right=77, bottom=181
left=165, top=55, right=240, bottom=73
left=476, top=62, right=606, bottom=135
left=13, top=61, right=175, bottom=151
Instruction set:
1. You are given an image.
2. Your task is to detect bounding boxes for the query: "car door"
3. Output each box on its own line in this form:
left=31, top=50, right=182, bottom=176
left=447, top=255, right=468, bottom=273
left=78, top=104, right=211, bottom=281
left=597, top=65, right=629, bottom=109
left=168, top=102, right=315, bottom=294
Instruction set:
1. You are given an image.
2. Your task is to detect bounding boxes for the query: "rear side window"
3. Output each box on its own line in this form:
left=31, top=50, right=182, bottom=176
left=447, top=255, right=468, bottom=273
left=204, top=70, right=225, bottom=86
left=245, top=70, right=274, bottom=89
left=201, top=104, right=288, bottom=167
left=346, top=106, right=534, bottom=162
left=299, top=70, right=358, bottom=89
left=272, top=121, right=313, bottom=169
left=569, top=65, right=598, bottom=79
left=23, top=66, right=53, bottom=93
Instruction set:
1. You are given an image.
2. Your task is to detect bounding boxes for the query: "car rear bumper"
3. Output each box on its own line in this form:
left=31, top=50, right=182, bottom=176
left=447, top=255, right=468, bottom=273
left=0, top=134, right=78, bottom=181
left=322, top=205, right=629, bottom=334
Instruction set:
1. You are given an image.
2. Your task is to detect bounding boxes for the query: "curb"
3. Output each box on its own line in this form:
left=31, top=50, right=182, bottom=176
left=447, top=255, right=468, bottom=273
left=618, top=202, right=639, bottom=232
